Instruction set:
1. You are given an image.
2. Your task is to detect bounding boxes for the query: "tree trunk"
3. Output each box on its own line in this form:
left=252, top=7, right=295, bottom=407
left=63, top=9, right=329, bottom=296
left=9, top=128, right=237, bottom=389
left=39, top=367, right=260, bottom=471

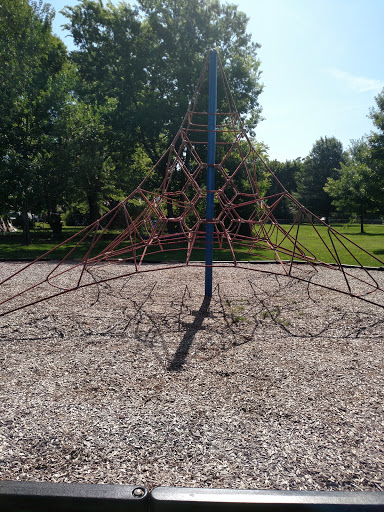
left=360, top=214, right=364, bottom=234
left=167, top=201, right=177, bottom=234
left=48, top=212, right=63, bottom=240
left=88, top=194, right=100, bottom=224
left=238, top=222, right=251, bottom=237
left=22, top=210, right=31, bottom=245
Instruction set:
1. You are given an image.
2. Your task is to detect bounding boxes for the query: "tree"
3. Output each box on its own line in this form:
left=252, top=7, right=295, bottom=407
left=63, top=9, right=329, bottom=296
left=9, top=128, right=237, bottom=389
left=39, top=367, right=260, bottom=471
left=324, top=89, right=384, bottom=233
left=62, top=0, right=263, bottom=169
left=295, top=136, right=345, bottom=223
left=369, top=87, right=384, bottom=148
left=324, top=139, right=378, bottom=233
left=135, top=0, right=263, bottom=148
left=368, top=87, right=384, bottom=197
left=0, top=0, right=68, bottom=243
left=61, top=98, right=122, bottom=223
left=267, top=158, right=301, bottom=220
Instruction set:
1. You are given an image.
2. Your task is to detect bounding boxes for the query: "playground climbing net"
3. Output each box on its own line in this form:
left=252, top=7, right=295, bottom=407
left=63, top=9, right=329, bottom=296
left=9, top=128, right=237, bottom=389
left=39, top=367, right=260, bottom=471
left=1, top=52, right=384, bottom=316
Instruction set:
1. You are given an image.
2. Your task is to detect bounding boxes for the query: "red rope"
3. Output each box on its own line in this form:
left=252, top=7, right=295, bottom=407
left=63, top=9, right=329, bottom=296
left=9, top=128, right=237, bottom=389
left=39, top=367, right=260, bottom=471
left=1, top=54, right=384, bottom=317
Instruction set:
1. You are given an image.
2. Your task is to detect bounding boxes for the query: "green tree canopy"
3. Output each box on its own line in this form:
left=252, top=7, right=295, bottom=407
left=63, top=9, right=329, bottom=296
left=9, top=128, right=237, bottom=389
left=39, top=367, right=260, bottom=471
left=324, top=90, right=384, bottom=233
left=324, top=139, right=379, bottom=233
left=266, top=158, right=301, bottom=220
left=62, top=0, right=263, bottom=167
left=1, top=0, right=265, bottom=239
left=0, top=0, right=69, bottom=242
left=295, top=136, right=345, bottom=222
left=368, top=87, right=384, bottom=194
left=60, top=97, right=123, bottom=223
left=369, top=87, right=384, bottom=139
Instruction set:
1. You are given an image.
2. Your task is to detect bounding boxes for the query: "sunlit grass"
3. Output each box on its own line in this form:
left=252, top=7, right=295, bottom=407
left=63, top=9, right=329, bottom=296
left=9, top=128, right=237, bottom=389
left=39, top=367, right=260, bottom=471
left=0, top=223, right=383, bottom=267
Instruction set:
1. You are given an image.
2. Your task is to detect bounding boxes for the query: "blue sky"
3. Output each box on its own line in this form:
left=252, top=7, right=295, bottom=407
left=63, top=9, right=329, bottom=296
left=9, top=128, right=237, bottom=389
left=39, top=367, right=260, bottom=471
left=49, top=0, right=384, bottom=161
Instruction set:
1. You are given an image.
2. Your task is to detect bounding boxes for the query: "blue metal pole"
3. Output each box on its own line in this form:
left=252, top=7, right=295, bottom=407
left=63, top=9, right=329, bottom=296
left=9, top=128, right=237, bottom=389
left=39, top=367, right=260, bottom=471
left=205, top=50, right=217, bottom=297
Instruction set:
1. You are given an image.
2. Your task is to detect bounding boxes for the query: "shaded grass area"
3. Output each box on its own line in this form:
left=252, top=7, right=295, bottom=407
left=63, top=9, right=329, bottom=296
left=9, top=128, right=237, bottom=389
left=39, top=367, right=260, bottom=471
left=0, top=223, right=383, bottom=267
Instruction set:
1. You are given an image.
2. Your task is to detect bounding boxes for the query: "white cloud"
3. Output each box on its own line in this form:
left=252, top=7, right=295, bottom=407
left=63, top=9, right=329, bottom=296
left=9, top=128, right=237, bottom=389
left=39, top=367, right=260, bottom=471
left=327, top=68, right=384, bottom=93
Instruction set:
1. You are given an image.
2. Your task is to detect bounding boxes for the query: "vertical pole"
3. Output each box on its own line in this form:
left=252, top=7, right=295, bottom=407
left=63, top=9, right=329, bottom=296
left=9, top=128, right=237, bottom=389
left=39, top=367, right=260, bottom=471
left=205, top=49, right=217, bottom=297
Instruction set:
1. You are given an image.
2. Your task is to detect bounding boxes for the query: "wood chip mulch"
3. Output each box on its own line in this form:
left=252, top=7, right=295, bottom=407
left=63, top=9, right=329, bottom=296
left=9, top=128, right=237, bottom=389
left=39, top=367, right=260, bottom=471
left=0, top=262, right=383, bottom=491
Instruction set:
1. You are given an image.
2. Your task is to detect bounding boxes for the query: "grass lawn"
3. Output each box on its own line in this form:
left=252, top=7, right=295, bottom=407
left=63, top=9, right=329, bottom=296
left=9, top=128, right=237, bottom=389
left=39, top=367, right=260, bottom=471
left=269, top=223, right=384, bottom=267
left=0, top=222, right=383, bottom=267
left=0, top=225, right=88, bottom=261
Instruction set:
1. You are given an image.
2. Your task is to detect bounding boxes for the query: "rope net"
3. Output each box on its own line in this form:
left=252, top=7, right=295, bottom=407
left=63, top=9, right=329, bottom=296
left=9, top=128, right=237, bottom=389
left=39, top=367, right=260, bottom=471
left=1, top=53, right=384, bottom=316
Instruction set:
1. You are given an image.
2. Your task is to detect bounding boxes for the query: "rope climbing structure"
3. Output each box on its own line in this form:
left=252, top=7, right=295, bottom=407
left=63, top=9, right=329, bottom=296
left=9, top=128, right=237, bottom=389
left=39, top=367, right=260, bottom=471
left=1, top=51, right=384, bottom=316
